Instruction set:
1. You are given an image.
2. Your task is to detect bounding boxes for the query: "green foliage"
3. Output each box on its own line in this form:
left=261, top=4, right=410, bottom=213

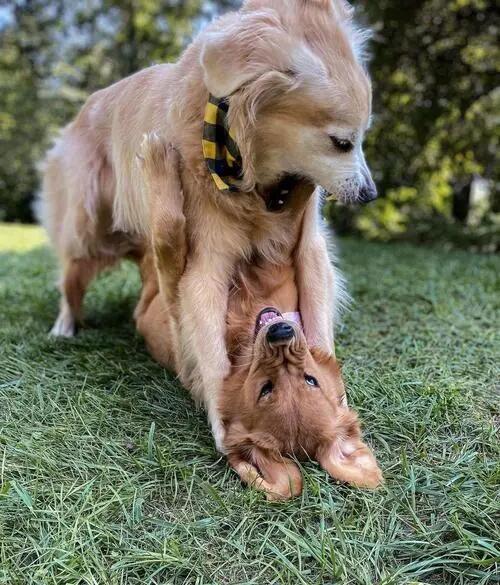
left=0, top=0, right=234, bottom=222
left=329, top=0, right=499, bottom=248
left=0, top=1, right=65, bottom=221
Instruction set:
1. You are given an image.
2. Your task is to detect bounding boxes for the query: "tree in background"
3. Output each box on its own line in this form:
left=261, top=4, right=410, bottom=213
left=0, top=0, right=498, bottom=250
left=329, top=0, right=499, bottom=249
left=0, top=1, right=65, bottom=222
left=0, top=0, right=236, bottom=222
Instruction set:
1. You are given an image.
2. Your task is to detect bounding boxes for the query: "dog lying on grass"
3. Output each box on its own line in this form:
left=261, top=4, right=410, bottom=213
left=135, top=137, right=382, bottom=500
left=41, top=0, right=376, bottom=451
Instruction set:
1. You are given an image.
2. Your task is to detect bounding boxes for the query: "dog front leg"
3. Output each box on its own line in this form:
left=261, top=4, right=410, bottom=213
left=177, top=252, right=234, bottom=452
left=139, top=134, right=187, bottom=372
left=139, top=134, right=187, bottom=308
left=297, top=237, right=336, bottom=352
left=295, top=193, right=337, bottom=354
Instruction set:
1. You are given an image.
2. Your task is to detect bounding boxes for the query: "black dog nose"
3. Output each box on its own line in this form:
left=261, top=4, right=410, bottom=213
left=359, top=182, right=378, bottom=204
left=267, top=322, right=294, bottom=344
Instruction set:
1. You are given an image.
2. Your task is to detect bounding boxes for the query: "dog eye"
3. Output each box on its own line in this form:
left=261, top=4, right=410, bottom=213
left=305, top=374, right=319, bottom=387
left=330, top=136, right=353, bottom=153
left=259, top=381, right=274, bottom=399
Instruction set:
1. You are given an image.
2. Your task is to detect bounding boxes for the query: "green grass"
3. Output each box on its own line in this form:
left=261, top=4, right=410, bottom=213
left=0, top=223, right=498, bottom=585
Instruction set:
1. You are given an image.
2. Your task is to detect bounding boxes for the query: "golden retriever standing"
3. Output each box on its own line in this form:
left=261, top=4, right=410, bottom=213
left=41, top=0, right=376, bottom=450
left=135, top=137, right=382, bottom=499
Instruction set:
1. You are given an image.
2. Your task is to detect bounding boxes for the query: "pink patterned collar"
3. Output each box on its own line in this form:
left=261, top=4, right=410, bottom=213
left=282, top=311, right=303, bottom=328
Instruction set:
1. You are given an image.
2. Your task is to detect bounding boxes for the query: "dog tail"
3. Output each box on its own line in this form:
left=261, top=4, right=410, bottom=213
left=37, top=135, right=67, bottom=250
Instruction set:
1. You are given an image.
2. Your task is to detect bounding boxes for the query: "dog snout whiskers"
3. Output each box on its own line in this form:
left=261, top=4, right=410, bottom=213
left=359, top=181, right=377, bottom=204
left=283, top=344, right=306, bottom=368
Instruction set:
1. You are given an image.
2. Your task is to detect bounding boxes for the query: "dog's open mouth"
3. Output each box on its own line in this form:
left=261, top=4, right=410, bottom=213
left=258, top=174, right=312, bottom=212
left=255, top=307, right=284, bottom=336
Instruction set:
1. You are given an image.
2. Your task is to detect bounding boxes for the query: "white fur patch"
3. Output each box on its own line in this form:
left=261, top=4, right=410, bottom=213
left=49, top=307, right=76, bottom=338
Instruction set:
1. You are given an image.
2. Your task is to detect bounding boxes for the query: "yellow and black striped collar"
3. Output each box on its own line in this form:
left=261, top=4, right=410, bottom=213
left=202, top=94, right=243, bottom=192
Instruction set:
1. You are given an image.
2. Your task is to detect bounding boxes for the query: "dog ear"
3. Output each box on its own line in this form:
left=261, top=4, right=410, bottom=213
left=229, top=450, right=303, bottom=501
left=225, top=425, right=302, bottom=500
left=200, top=10, right=291, bottom=97
left=200, top=31, right=254, bottom=97
left=316, top=412, right=383, bottom=489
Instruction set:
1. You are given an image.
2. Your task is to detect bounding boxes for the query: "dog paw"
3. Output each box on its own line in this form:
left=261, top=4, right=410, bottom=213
left=49, top=313, right=76, bottom=338
left=137, top=133, right=178, bottom=174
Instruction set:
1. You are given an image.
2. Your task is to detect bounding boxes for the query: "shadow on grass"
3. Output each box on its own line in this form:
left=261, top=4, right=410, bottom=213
left=1, top=245, right=141, bottom=331
left=0, top=246, right=210, bottom=444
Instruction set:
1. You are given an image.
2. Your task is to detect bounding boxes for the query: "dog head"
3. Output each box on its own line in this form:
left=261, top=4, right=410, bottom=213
left=200, top=0, right=376, bottom=203
left=220, top=308, right=382, bottom=500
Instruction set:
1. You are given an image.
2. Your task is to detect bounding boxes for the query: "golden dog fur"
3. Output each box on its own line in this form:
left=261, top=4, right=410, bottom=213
left=134, top=137, right=382, bottom=500
left=41, top=0, right=376, bottom=450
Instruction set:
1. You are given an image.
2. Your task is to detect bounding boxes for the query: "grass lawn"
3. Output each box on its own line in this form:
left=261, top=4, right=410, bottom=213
left=0, top=223, right=498, bottom=585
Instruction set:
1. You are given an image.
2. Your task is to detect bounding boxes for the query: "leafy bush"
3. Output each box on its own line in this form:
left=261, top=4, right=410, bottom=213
left=328, top=0, right=499, bottom=250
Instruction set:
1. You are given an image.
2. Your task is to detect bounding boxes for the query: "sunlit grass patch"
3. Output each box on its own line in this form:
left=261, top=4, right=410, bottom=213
left=0, top=223, right=47, bottom=252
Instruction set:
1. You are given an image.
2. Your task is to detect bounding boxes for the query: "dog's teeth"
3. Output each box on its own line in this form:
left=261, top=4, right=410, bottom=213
left=259, top=310, right=283, bottom=330
left=280, top=189, right=289, bottom=195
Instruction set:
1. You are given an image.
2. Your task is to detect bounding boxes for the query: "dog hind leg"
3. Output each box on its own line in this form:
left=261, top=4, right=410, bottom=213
left=42, top=136, right=116, bottom=337
left=50, top=257, right=113, bottom=337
